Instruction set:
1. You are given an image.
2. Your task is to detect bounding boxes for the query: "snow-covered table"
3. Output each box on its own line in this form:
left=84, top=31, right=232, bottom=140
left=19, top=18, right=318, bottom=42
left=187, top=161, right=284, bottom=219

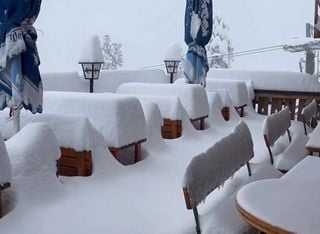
left=305, top=124, right=320, bottom=155
left=236, top=157, right=320, bottom=233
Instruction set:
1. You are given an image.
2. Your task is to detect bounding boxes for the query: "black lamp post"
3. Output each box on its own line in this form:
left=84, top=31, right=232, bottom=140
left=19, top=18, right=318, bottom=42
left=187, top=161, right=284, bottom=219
left=164, top=60, right=180, bottom=83
left=79, top=62, right=104, bottom=93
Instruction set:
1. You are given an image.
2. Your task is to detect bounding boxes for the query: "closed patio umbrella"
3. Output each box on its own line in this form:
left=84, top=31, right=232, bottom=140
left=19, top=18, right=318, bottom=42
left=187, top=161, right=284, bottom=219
left=184, top=0, right=213, bottom=87
left=0, top=0, right=43, bottom=134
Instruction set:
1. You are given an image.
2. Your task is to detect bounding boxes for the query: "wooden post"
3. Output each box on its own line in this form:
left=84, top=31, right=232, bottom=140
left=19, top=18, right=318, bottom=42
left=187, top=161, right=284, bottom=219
left=0, top=189, right=2, bottom=219
left=134, top=143, right=141, bottom=163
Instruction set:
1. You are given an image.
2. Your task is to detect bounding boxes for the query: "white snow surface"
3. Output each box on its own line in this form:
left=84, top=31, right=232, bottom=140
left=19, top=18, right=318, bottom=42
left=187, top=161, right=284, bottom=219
left=0, top=109, right=96, bottom=151
left=5, top=123, right=62, bottom=201
left=263, top=107, right=291, bottom=146
left=207, top=69, right=320, bottom=92
left=116, top=83, right=209, bottom=119
left=306, top=124, right=320, bottom=149
left=302, top=99, right=318, bottom=120
left=115, top=94, right=185, bottom=120
left=282, top=156, right=320, bottom=180
left=164, top=43, right=183, bottom=61
left=79, top=35, right=104, bottom=63
left=42, top=72, right=88, bottom=92
left=43, top=91, right=146, bottom=148
left=0, top=132, right=11, bottom=186
left=183, top=121, right=254, bottom=207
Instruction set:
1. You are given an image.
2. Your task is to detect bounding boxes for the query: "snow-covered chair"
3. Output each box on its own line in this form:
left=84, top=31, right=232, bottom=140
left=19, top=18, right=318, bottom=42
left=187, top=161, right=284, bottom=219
left=301, top=99, right=318, bottom=135
left=116, top=94, right=186, bottom=139
left=0, top=132, right=11, bottom=218
left=263, top=107, right=308, bottom=172
left=182, top=121, right=282, bottom=233
left=43, top=91, right=147, bottom=163
left=116, top=83, right=209, bottom=130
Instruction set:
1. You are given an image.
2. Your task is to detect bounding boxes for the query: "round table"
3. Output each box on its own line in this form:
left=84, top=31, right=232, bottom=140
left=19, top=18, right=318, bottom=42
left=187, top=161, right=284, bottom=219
left=236, top=179, right=320, bottom=234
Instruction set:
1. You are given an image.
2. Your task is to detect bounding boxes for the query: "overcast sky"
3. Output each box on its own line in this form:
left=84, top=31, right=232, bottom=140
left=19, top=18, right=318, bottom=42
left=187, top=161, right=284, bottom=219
left=35, top=0, right=313, bottom=73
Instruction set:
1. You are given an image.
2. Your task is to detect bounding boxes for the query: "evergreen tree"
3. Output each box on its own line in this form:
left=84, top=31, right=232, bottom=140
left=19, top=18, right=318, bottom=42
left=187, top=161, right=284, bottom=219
left=102, top=35, right=123, bottom=70
left=207, top=15, right=234, bottom=68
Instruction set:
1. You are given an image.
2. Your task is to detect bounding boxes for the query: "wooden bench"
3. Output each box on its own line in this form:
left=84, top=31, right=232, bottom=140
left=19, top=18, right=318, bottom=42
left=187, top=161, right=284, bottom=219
left=182, top=121, right=282, bottom=233
left=306, top=124, right=320, bottom=156
left=0, top=183, right=10, bottom=219
left=190, top=115, right=208, bottom=130
left=301, top=99, right=318, bottom=135
left=263, top=107, right=292, bottom=165
left=109, top=138, right=146, bottom=163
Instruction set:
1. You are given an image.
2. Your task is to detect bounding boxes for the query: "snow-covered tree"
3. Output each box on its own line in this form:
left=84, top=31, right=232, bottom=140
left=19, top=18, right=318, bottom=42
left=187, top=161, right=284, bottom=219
left=101, top=35, right=123, bottom=70
left=206, top=14, right=234, bottom=68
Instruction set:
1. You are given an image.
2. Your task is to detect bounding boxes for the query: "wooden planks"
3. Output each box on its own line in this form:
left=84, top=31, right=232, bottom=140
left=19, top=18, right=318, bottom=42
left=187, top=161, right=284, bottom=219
left=161, top=119, right=182, bottom=139
left=109, top=138, right=146, bottom=163
left=57, top=148, right=92, bottom=177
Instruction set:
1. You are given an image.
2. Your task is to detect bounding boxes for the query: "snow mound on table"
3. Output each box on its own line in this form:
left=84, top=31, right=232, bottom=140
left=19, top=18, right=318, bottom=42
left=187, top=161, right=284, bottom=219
left=183, top=121, right=254, bottom=207
left=115, top=93, right=185, bottom=120
left=0, top=132, right=11, bottom=186
left=117, top=82, right=209, bottom=120
left=44, top=91, right=146, bottom=148
left=6, top=123, right=62, bottom=200
left=0, top=110, right=96, bottom=152
left=302, top=99, right=318, bottom=120
left=42, top=72, right=88, bottom=92
left=95, top=69, right=168, bottom=93
left=263, top=107, right=291, bottom=146
left=207, top=69, right=320, bottom=92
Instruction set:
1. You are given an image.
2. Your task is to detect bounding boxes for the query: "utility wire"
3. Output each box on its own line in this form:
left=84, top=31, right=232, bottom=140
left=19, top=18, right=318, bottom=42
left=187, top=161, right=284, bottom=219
left=139, top=44, right=285, bottom=70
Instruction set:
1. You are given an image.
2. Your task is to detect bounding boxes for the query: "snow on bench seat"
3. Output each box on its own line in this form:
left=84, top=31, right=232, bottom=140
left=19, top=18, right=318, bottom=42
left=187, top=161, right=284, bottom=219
left=306, top=124, right=320, bottom=155
left=115, top=94, right=186, bottom=139
left=0, top=132, right=11, bottom=218
left=0, top=110, right=96, bottom=176
left=116, top=83, right=209, bottom=129
left=43, top=91, right=147, bottom=163
left=182, top=121, right=282, bottom=233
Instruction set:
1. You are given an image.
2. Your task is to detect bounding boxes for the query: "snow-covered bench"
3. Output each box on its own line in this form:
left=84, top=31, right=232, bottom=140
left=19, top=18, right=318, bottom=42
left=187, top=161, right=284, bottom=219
left=116, top=94, right=186, bottom=139
left=0, top=133, right=11, bottom=218
left=43, top=91, right=147, bottom=163
left=301, top=99, right=318, bottom=135
left=306, top=124, right=320, bottom=156
left=263, top=107, right=309, bottom=172
left=116, top=83, right=209, bottom=130
left=0, top=110, right=96, bottom=177
left=206, top=90, right=233, bottom=121
left=182, top=122, right=282, bottom=233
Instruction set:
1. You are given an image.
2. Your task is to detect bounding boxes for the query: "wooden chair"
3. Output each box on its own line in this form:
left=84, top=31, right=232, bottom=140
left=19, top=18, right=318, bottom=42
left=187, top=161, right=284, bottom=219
left=301, top=99, right=318, bottom=135
left=263, top=107, right=292, bottom=165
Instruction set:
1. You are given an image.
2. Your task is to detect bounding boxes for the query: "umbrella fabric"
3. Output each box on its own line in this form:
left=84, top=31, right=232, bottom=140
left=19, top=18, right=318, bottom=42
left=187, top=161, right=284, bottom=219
left=184, top=0, right=213, bottom=87
left=0, top=0, right=43, bottom=113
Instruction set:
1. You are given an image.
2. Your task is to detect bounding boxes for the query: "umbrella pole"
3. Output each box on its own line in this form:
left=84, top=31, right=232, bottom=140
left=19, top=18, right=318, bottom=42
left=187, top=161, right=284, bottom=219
left=11, top=54, right=22, bottom=135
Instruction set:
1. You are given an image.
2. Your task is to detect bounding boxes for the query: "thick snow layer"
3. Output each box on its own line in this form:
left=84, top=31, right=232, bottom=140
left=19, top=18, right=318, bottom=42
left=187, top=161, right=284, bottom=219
left=263, top=107, right=291, bottom=146
left=116, top=83, right=209, bottom=119
left=79, top=35, right=104, bottom=62
left=42, top=72, right=88, bottom=92
left=206, top=92, right=224, bottom=113
left=275, top=133, right=309, bottom=171
left=43, top=91, right=146, bottom=148
left=0, top=109, right=96, bottom=151
left=302, top=99, right=318, bottom=120
left=236, top=179, right=320, bottom=233
left=183, top=121, right=254, bottom=207
left=95, top=69, right=168, bottom=93
left=282, top=156, right=320, bottom=180
left=205, top=79, right=249, bottom=107
left=207, top=69, right=320, bottom=92
left=0, top=133, right=11, bottom=186
left=206, top=89, right=232, bottom=107
left=202, top=163, right=282, bottom=234
left=115, top=94, right=185, bottom=120
left=164, top=43, right=183, bottom=61
left=306, top=124, right=320, bottom=148
left=5, top=123, right=62, bottom=201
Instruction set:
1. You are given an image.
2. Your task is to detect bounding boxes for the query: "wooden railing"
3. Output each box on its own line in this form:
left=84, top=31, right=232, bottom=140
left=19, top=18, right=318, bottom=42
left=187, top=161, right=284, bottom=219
left=253, top=89, right=320, bottom=121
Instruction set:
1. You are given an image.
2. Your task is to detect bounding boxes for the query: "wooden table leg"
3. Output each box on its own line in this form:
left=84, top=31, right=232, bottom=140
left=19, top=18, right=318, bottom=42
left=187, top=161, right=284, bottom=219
left=135, top=143, right=141, bottom=163
left=200, top=119, right=205, bottom=130
left=0, top=190, right=2, bottom=218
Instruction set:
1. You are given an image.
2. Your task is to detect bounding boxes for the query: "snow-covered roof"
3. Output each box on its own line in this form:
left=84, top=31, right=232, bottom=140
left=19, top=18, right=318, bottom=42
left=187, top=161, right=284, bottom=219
left=116, top=83, right=209, bottom=119
left=207, top=69, right=320, bottom=92
left=43, top=91, right=147, bottom=148
left=0, top=132, right=11, bottom=186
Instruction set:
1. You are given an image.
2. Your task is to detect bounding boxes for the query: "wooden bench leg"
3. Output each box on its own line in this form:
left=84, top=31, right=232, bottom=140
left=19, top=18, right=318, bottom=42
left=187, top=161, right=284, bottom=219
left=200, top=119, right=205, bottom=130
left=0, top=190, right=2, bottom=219
left=135, top=143, right=141, bottom=163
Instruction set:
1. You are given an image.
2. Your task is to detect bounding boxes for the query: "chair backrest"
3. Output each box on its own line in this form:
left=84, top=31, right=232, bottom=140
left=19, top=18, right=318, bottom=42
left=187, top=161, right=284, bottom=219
left=182, top=121, right=253, bottom=234
left=262, top=107, right=292, bottom=164
left=301, top=99, right=318, bottom=135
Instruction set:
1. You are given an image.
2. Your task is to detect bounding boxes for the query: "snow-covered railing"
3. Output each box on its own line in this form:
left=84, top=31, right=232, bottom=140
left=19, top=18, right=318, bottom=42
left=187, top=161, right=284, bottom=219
left=116, top=83, right=209, bottom=130
left=43, top=91, right=147, bottom=163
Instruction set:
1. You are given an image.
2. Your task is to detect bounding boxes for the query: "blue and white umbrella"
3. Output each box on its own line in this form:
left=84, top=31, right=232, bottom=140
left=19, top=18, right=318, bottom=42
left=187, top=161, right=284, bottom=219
left=184, top=0, right=213, bottom=87
left=0, top=0, right=43, bottom=133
